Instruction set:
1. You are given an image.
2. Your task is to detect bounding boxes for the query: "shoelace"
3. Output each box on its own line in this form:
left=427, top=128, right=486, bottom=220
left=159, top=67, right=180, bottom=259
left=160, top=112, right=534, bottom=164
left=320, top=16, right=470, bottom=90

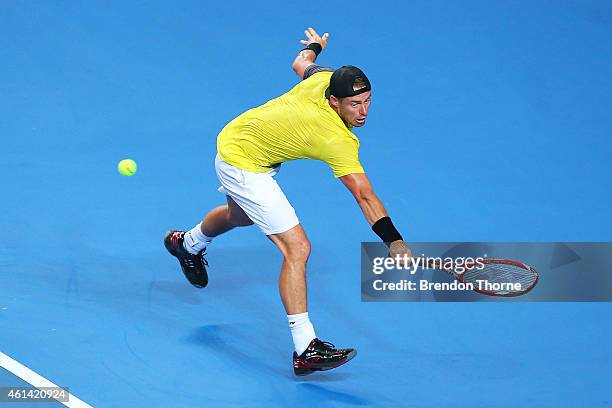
left=317, top=341, right=337, bottom=355
left=320, top=341, right=335, bottom=349
left=182, top=251, right=208, bottom=269
left=200, top=249, right=209, bottom=267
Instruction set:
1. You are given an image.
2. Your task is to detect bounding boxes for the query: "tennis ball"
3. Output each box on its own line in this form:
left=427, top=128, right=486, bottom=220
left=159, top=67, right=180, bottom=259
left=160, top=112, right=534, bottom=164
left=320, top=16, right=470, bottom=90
left=118, top=159, right=137, bottom=176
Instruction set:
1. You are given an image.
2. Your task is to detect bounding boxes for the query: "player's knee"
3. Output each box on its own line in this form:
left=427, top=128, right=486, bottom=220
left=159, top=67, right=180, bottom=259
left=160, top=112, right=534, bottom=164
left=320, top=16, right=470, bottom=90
left=285, top=239, right=311, bottom=264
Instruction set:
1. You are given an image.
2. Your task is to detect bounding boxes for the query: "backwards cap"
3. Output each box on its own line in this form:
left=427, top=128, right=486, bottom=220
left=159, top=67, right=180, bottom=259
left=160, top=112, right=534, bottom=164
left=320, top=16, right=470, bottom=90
left=325, top=65, right=371, bottom=99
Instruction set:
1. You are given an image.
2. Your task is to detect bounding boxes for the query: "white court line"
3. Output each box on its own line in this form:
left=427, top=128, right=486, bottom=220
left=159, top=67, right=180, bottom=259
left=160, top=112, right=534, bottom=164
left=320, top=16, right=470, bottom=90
left=0, top=351, right=93, bottom=408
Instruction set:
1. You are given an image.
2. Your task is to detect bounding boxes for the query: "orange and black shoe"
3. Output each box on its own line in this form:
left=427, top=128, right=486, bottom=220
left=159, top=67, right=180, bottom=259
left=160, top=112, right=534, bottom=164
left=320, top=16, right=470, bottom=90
left=164, top=230, right=208, bottom=288
left=293, top=338, right=357, bottom=376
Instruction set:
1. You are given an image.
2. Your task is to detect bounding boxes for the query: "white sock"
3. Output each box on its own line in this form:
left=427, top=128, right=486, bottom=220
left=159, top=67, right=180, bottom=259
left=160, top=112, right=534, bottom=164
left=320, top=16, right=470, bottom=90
left=183, top=223, right=213, bottom=255
left=288, top=312, right=316, bottom=356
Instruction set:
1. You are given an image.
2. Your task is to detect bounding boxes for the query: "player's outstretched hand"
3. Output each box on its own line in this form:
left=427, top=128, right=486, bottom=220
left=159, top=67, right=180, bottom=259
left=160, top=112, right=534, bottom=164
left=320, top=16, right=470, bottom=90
left=299, top=27, right=329, bottom=49
left=389, top=240, right=414, bottom=268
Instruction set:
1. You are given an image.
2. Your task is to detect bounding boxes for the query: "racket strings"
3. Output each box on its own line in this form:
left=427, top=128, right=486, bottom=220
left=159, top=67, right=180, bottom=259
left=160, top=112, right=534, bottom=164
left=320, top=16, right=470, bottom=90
left=462, top=263, right=535, bottom=288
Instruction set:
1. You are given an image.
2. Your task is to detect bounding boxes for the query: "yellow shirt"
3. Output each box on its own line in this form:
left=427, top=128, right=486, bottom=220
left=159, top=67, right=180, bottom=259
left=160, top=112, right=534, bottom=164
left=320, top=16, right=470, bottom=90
left=217, top=72, right=365, bottom=178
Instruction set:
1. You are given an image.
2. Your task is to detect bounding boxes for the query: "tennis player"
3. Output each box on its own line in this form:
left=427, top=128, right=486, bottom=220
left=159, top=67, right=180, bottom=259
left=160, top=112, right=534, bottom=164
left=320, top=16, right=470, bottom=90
left=165, top=27, right=413, bottom=376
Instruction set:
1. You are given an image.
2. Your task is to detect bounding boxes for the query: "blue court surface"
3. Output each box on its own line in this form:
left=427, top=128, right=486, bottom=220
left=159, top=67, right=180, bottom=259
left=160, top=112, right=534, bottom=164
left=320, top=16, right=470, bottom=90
left=1, top=1, right=611, bottom=407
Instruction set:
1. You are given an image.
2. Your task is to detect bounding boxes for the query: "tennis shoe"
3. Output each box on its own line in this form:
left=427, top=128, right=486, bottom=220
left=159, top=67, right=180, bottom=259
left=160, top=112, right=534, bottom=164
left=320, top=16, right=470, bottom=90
left=293, top=338, right=357, bottom=376
left=164, top=230, right=209, bottom=288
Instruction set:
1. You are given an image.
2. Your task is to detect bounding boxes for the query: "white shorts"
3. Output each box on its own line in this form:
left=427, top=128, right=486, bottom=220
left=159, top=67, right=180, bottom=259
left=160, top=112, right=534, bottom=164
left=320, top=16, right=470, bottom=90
left=215, top=154, right=299, bottom=235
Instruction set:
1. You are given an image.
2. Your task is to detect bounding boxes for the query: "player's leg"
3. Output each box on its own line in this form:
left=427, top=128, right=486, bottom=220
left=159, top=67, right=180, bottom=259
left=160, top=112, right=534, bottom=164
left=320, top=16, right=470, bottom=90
left=164, top=197, right=254, bottom=288
left=200, top=195, right=254, bottom=237
left=268, top=224, right=311, bottom=315
left=183, top=195, right=254, bottom=251
left=268, top=225, right=356, bottom=376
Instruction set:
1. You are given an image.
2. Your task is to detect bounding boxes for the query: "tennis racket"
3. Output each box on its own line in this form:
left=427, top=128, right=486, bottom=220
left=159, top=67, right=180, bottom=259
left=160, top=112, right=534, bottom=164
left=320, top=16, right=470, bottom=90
left=427, top=258, right=539, bottom=297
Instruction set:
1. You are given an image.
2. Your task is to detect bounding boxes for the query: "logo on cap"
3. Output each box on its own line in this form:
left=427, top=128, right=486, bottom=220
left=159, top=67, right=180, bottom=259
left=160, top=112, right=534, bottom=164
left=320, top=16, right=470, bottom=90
left=353, top=77, right=368, bottom=92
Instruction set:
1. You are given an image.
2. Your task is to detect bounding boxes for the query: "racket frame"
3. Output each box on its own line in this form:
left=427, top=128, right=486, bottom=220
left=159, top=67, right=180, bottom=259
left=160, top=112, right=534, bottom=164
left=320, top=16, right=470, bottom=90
left=428, top=258, right=539, bottom=297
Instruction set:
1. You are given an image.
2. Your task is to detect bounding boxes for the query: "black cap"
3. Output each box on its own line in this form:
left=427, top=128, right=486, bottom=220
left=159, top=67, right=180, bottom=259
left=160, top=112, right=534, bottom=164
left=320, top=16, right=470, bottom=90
left=325, top=65, right=371, bottom=99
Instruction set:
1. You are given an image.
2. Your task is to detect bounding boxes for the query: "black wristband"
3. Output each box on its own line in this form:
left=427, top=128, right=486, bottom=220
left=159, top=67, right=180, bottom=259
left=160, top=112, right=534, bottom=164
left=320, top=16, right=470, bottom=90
left=301, top=42, right=322, bottom=57
left=372, top=217, right=403, bottom=244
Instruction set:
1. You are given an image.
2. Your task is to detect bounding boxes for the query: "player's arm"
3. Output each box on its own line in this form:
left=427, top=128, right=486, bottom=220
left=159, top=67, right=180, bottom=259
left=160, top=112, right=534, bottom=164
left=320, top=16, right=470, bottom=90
left=340, top=172, right=413, bottom=258
left=291, top=27, right=330, bottom=79
left=340, top=173, right=387, bottom=225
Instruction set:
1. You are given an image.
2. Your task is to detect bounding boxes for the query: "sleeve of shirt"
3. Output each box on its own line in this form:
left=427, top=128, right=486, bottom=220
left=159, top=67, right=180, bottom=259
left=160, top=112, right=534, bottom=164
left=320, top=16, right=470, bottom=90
left=303, top=64, right=334, bottom=80
left=319, top=136, right=365, bottom=178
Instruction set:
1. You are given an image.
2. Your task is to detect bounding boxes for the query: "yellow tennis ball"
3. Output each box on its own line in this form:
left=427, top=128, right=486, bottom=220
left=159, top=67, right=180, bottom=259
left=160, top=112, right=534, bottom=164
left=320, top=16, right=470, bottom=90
left=118, top=159, right=137, bottom=176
